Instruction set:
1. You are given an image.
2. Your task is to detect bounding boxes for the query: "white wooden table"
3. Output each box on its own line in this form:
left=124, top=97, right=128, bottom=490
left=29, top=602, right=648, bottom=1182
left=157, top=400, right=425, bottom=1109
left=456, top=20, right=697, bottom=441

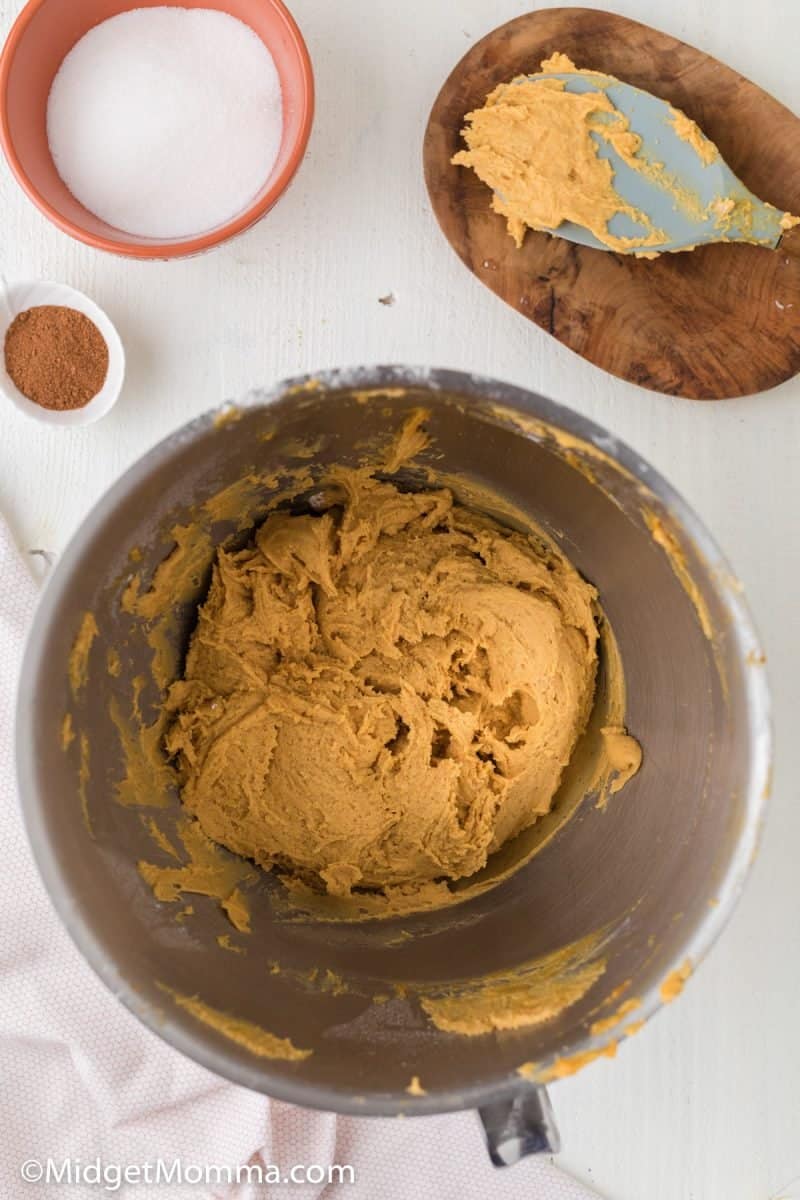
left=2, top=1, right=798, bottom=1197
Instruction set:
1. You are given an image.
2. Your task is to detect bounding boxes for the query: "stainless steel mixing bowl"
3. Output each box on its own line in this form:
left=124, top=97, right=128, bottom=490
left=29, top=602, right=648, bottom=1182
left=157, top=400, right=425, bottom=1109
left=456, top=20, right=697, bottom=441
left=16, top=367, right=770, bottom=1163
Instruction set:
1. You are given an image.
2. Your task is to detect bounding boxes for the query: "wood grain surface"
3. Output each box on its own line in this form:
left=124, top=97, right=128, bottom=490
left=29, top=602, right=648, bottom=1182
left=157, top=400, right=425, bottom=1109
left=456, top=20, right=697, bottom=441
left=423, top=7, right=800, bottom=399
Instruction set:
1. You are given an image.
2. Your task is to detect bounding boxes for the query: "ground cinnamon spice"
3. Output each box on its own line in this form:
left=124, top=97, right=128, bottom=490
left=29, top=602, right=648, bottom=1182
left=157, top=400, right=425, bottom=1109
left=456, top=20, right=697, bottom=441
left=4, top=305, right=109, bottom=411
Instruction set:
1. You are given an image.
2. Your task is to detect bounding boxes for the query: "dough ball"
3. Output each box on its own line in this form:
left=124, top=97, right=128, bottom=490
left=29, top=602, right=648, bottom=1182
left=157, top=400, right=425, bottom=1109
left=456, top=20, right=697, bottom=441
left=166, top=473, right=599, bottom=904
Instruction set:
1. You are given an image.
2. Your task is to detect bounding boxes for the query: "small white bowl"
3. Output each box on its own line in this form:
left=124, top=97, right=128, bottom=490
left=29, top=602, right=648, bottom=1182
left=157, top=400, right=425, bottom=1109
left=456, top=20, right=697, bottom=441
left=0, top=279, right=125, bottom=426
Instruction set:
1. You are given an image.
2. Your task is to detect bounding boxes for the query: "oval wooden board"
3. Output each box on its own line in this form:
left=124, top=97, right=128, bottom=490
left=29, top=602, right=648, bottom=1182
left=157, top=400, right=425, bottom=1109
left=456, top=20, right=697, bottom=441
left=423, top=8, right=800, bottom=399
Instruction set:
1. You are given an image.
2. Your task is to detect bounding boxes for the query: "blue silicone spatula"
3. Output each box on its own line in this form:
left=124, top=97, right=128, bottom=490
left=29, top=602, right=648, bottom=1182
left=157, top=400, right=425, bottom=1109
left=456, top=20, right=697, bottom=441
left=518, top=68, right=790, bottom=253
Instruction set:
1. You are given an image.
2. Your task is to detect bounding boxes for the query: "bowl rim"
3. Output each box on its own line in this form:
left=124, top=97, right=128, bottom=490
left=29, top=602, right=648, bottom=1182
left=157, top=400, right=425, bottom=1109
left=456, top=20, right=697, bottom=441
left=0, top=0, right=315, bottom=259
left=15, top=365, right=773, bottom=1116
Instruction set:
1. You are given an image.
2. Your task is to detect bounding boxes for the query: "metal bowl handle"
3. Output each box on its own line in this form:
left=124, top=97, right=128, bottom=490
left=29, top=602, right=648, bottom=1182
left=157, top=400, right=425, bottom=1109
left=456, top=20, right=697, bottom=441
left=478, top=1086, right=560, bottom=1166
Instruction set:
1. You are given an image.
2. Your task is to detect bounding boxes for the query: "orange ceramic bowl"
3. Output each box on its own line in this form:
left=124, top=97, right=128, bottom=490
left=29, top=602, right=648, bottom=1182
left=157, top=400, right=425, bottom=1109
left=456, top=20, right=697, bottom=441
left=0, top=0, right=314, bottom=258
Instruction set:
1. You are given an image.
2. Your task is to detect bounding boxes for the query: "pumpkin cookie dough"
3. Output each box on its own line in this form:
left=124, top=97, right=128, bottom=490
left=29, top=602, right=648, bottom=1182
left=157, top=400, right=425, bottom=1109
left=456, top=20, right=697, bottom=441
left=452, top=54, right=666, bottom=253
left=165, top=469, right=610, bottom=909
left=452, top=52, right=799, bottom=254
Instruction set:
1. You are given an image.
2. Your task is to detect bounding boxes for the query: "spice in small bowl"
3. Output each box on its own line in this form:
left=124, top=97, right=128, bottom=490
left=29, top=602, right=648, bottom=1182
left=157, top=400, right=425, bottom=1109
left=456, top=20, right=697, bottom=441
left=5, top=305, right=109, bottom=411
left=0, top=281, right=125, bottom=426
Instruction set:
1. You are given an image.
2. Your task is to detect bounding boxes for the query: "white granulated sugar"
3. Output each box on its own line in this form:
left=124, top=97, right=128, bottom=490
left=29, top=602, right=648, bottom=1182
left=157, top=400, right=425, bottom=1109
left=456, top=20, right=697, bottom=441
left=47, top=8, right=283, bottom=240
